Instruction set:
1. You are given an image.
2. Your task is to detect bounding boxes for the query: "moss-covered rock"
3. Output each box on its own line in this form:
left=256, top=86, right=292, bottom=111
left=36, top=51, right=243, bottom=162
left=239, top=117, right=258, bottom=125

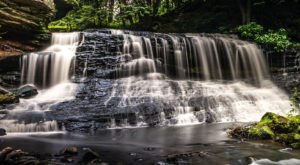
left=229, top=112, right=300, bottom=149
left=0, top=86, right=19, bottom=105
left=258, top=112, right=298, bottom=134
left=248, top=126, right=275, bottom=139
left=0, top=93, right=19, bottom=105
left=276, top=133, right=300, bottom=145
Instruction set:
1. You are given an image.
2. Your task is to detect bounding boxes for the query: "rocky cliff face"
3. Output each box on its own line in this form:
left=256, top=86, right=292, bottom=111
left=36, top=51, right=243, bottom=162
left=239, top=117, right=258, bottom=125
left=0, top=0, right=56, bottom=56
left=0, top=0, right=55, bottom=38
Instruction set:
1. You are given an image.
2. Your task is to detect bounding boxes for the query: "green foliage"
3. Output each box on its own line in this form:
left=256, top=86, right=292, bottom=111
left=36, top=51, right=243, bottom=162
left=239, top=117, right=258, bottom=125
left=47, top=0, right=194, bottom=31
left=236, top=22, right=299, bottom=52
left=236, top=22, right=263, bottom=39
left=293, top=43, right=300, bottom=49
left=255, top=29, right=292, bottom=52
left=116, top=4, right=152, bottom=26
left=248, top=126, right=275, bottom=139
left=65, top=0, right=80, bottom=8
left=48, top=5, right=98, bottom=31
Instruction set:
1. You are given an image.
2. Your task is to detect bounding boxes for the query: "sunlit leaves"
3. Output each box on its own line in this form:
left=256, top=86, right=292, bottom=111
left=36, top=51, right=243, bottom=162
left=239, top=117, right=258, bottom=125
left=236, top=22, right=299, bottom=52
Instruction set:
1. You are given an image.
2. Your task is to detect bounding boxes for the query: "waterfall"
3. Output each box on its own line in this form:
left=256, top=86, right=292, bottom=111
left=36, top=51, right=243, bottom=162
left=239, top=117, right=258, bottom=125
left=21, top=32, right=80, bottom=88
left=1, top=30, right=290, bottom=131
left=0, top=33, right=80, bottom=133
left=116, top=33, right=269, bottom=84
left=103, top=32, right=289, bottom=127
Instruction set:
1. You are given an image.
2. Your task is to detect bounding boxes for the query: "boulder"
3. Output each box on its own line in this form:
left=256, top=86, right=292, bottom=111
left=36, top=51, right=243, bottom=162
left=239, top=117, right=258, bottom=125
left=229, top=112, right=300, bottom=149
left=17, top=85, right=38, bottom=98
left=0, top=128, right=6, bottom=136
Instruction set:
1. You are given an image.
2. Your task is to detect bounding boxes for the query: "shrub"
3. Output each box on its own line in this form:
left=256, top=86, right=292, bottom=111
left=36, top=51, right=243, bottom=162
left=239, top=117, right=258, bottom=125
left=236, top=22, right=299, bottom=52
left=255, top=29, right=292, bottom=52
left=236, top=22, right=263, bottom=39
left=48, top=5, right=98, bottom=31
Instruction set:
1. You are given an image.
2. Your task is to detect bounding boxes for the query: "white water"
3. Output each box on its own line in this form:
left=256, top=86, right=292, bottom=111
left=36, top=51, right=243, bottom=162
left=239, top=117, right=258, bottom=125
left=107, top=74, right=289, bottom=125
left=250, top=158, right=300, bottom=165
left=105, top=33, right=290, bottom=127
left=1, top=33, right=79, bottom=133
left=21, top=32, right=80, bottom=88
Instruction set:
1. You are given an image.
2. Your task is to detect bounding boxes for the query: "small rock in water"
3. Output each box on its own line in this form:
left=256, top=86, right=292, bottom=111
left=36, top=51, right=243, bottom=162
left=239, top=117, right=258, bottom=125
left=279, top=148, right=293, bottom=152
left=134, top=158, right=143, bottom=162
left=59, top=146, right=78, bottom=155
left=129, top=152, right=137, bottom=156
left=0, top=128, right=6, bottom=136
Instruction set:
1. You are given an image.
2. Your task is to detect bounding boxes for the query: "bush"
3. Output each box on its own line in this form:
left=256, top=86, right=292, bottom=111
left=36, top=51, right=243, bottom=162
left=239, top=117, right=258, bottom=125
left=236, top=22, right=263, bottom=39
left=236, top=22, right=299, bottom=52
left=48, top=5, right=99, bottom=31
left=255, top=29, right=292, bottom=52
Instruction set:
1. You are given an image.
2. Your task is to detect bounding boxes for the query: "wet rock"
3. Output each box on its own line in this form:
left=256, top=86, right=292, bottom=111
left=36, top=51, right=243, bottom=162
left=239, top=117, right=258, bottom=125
left=17, top=85, right=38, bottom=99
left=205, top=111, right=217, bottom=123
left=228, top=125, right=251, bottom=139
left=0, top=128, right=6, bottom=136
left=0, top=147, right=13, bottom=161
left=86, top=158, right=104, bottom=165
left=0, top=147, right=108, bottom=165
left=0, top=93, right=19, bottom=105
left=59, top=146, right=78, bottom=155
left=79, top=148, right=100, bottom=164
left=5, top=149, right=27, bottom=161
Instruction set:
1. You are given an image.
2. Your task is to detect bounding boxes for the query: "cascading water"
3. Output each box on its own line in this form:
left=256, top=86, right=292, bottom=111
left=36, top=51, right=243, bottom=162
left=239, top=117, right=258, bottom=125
left=0, top=29, right=291, bottom=131
left=21, top=32, right=79, bottom=88
left=0, top=33, right=80, bottom=133
left=104, top=31, right=290, bottom=127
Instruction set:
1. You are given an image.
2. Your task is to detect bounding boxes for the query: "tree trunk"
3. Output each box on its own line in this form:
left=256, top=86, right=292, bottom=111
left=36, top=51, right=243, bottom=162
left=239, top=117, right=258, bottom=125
left=108, top=0, right=115, bottom=23
left=237, top=0, right=252, bottom=24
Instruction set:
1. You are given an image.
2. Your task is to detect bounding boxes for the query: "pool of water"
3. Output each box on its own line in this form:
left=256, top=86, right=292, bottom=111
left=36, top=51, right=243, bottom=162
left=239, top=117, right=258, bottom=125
left=0, top=123, right=299, bottom=165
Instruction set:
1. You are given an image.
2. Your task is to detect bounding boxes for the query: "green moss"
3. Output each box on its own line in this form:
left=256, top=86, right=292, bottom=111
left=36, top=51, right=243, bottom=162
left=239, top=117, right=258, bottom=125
left=244, top=112, right=300, bottom=148
left=276, top=133, right=300, bottom=145
left=0, top=93, right=18, bottom=104
left=248, top=126, right=275, bottom=139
